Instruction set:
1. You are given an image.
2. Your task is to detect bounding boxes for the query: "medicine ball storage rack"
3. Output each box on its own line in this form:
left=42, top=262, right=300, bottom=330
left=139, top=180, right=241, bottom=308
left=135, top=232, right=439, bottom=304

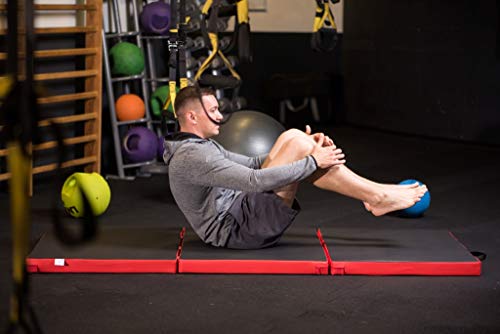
left=103, top=0, right=157, bottom=180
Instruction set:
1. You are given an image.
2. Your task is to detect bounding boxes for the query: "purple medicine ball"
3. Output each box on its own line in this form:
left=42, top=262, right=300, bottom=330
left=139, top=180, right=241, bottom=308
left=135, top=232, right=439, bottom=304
left=140, top=1, right=171, bottom=35
left=123, top=127, right=158, bottom=163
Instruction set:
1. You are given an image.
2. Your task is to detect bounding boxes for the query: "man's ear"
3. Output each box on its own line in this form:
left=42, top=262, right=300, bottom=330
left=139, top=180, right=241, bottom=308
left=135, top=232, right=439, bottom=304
left=188, top=110, right=197, bottom=124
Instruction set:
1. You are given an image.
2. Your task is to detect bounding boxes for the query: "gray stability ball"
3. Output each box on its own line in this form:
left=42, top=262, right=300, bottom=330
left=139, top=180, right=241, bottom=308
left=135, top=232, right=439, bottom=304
left=213, top=110, right=286, bottom=157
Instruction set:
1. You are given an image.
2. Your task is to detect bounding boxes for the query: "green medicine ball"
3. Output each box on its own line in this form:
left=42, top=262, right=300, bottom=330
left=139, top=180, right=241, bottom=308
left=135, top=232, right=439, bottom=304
left=61, top=172, right=111, bottom=218
left=109, top=42, right=145, bottom=76
left=150, top=85, right=179, bottom=117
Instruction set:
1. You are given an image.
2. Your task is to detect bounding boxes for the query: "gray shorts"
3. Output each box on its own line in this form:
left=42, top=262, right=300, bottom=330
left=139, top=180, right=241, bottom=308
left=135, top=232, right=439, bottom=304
left=224, top=191, right=301, bottom=249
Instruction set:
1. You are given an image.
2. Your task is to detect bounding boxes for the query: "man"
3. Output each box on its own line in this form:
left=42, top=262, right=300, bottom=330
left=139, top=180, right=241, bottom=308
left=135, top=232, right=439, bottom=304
left=163, top=86, right=427, bottom=249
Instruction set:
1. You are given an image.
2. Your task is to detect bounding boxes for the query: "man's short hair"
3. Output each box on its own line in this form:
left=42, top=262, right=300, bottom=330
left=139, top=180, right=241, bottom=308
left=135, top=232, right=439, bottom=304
left=174, top=86, right=215, bottom=116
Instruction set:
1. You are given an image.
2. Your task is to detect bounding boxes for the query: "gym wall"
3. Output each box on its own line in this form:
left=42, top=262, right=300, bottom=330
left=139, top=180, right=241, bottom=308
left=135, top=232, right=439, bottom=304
left=248, top=0, right=343, bottom=33
left=342, top=0, right=500, bottom=146
left=236, top=1, right=344, bottom=127
left=237, top=32, right=343, bottom=127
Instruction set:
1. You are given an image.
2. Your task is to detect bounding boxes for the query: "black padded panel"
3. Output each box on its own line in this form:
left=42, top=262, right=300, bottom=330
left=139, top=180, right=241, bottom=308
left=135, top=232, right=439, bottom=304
left=180, top=227, right=326, bottom=261
left=320, top=228, right=478, bottom=263
left=29, top=226, right=182, bottom=260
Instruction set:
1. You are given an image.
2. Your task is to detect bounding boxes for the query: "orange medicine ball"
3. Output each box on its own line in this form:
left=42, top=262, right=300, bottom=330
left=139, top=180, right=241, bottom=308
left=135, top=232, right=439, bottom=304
left=115, top=94, right=146, bottom=121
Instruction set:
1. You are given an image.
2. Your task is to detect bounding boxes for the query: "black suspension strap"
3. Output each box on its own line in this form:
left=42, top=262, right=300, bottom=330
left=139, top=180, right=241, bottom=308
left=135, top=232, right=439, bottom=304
left=164, top=0, right=189, bottom=120
left=178, top=0, right=188, bottom=90
left=311, top=0, right=339, bottom=53
left=235, top=0, right=251, bottom=63
left=166, top=0, right=179, bottom=119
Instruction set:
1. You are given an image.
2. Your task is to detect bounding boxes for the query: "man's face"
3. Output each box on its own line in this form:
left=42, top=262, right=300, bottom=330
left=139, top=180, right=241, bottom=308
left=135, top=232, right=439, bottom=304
left=197, top=94, right=223, bottom=138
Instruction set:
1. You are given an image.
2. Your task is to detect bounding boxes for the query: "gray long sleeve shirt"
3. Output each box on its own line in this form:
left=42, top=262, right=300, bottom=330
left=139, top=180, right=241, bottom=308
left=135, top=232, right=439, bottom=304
left=163, top=132, right=318, bottom=247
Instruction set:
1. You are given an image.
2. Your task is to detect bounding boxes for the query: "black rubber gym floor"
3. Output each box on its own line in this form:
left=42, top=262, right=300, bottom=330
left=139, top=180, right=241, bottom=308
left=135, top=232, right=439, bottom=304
left=1, top=126, right=499, bottom=333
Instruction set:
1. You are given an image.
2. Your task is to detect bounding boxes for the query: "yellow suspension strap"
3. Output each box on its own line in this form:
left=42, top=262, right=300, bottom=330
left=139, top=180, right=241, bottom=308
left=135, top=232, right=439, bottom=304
left=0, top=76, right=14, bottom=99
left=2, top=0, right=43, bottom=333
left=3, top=1, right=97, bottom=332
left=195, top=0, right=241, bottom=90
left=311, top=0, right=339, bottom=53
left=235, top=0, right=249, bottom=25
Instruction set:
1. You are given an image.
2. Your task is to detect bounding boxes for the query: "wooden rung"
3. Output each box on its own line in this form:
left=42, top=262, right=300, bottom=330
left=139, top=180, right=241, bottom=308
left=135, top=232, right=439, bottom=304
left=0, top=156, right=97, bottom=181
left=37, top=26, right=98, bottom=34
left=0, top=48, right=98, bottom=60
left=36, top=47, right=98, bottom=58
left=36, top=4, right=97, bottom=11
left=0, top=108, right=99, bottom=129
left=33, top=134, right=97, bottom=151
left=0, top=156, right=98, bottom=179
left=34, top=69, right=98, bottom=81
left=0, top=124, right=97, bottom=156
left=38, top=91, right=98, bottom=104
left=32, top=156, right=98, bottom=175
left=0, top=140, right=28, bottom=157
left=33, top=156, right=98, bottom=175
left=38, top=112, right=98, bottom=127
left=0, top=27, right=97, bottom=35
left=0, top=4, right=97, bottom=11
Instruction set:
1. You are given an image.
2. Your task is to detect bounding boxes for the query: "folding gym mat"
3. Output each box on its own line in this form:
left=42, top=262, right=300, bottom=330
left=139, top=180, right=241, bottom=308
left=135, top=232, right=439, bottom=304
left=26, top=226, right=481, bottom=276
left=27, top=226, right=183, bottom=273
left=178, top=227, right=329, bottom=275
left=317, top=228, right=481, bottom=276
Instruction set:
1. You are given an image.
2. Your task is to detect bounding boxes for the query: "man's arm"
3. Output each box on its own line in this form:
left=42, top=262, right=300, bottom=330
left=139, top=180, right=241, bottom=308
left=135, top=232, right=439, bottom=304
left=211, top=139, right=267, bottom=169
left=172, top=142, right=316, bottom=192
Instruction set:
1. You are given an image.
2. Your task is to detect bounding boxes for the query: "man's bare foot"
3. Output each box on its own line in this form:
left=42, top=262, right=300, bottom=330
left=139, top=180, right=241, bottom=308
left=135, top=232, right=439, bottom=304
left=366, top=184, right=428, bottom=216
left=382, top=182, right=420, bottom=190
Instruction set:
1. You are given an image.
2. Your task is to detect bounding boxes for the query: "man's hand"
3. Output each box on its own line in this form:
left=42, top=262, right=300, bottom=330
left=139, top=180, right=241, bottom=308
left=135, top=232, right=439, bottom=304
left=310, top=133, right=346, bottom=169
left=305, top=125, right=334, bottom=147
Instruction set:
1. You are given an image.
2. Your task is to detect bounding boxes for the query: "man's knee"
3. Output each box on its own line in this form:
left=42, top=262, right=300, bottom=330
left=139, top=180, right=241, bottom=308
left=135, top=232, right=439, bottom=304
left=284, top=128, right=305, bottom=137
left=284, top=135, right=315, bottom=156
left=278, top=128, right=314, bottom=145
left=263, top=129, right=315, bottom=168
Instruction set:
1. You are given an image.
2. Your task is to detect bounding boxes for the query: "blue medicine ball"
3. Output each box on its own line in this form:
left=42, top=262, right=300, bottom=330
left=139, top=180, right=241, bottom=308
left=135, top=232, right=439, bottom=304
left=398, top=179, right=431, bottom=217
